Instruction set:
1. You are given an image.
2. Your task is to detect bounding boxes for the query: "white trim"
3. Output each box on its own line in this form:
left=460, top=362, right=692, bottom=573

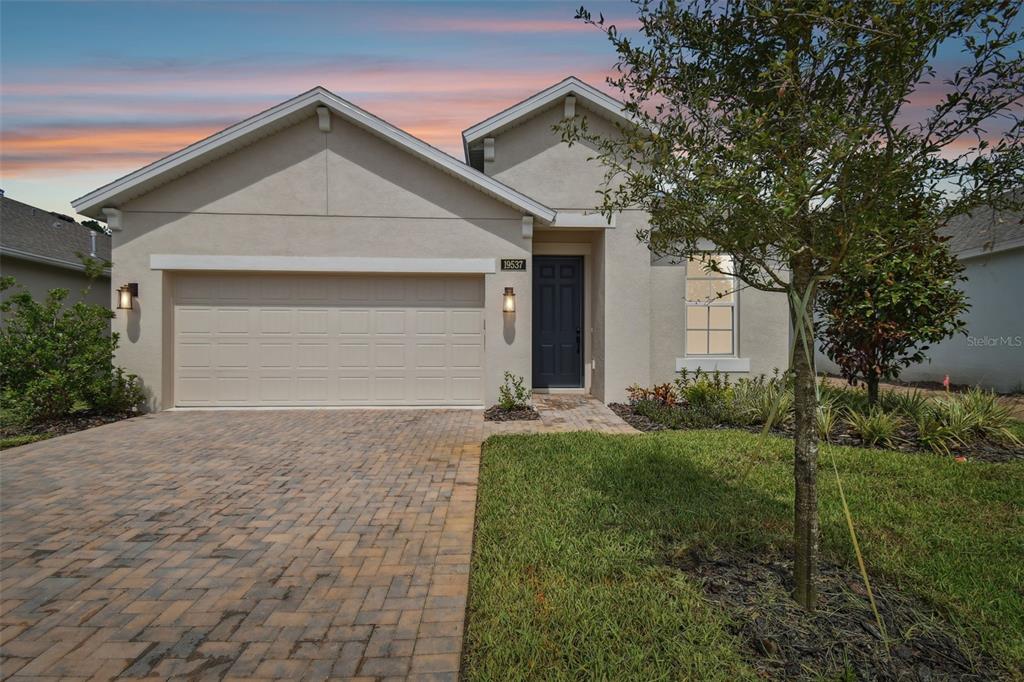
left=316, top=106, right=331, bottom=132
left=563, top=95, right=576, bottom=118
left=521, top=216, right=534, bottom=240
left=72, top=87, right=555, bottom=223
left=956, top=236, right=1024, bottom=260
left=552, top=211, right=615, bottom=228
left=483, top=137, right=495, bottom=162
left=1, top=247, right=111, bottom=276
left=102, top=208, right=122, bottom=231
left=149, top=254, right=497, bottom=274
left=462, top=76, right=640, bottom=155
left=676, top=357, right=751, bottom=373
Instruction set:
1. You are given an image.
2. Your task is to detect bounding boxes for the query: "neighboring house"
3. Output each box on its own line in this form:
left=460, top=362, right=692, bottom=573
left=71, top=78, right=789, bottom=409
left=1, top=194, right=111, bottom=312
left=816, top=204, right=1024, bottom=394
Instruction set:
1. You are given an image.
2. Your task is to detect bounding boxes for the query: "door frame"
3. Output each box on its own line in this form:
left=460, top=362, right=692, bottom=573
left=532, top=254, right=585, bottom=389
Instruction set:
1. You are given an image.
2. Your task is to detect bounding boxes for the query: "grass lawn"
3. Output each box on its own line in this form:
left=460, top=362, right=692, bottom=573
left=463, top=430, right=1024, bottom=680
left=0, top=433, right=49, bottom=450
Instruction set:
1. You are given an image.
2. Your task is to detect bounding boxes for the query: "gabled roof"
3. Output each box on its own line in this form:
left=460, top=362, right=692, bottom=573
left=461, top=76, right=637, bottom=160
left=72, top=86, right=555, bottom=223
left=940, top=200, right=1024, bottom=259
left=1, top=196, right=111, bottom=272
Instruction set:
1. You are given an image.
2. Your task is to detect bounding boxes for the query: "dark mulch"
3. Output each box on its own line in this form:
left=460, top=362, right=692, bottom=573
left=484, top=405, right=540, bottom=422
left=671, top=547, right=1004, bottom=681
left=609, top=402, right=668, bottom=431
left=611, top=403, right=1024, bottom=463
left=2, top=412, right=133, bottom=443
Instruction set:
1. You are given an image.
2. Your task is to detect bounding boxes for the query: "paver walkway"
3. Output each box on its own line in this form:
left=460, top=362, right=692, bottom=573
left=1, top=410, right=482, bottom=681
left=483, top=394, right=636, bottom=435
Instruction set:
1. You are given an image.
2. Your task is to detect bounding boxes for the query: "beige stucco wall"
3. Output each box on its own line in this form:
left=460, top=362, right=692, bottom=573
left=1, top=255, right=110, bottom=312
left=484, top=99, right=790, bottom=399
left=112, top=112, right=532, bottom=409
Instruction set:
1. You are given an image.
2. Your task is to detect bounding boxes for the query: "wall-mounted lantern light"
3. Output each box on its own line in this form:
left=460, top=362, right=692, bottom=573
left=117, top=283, right=139, bottom=311
left=502, top=287, right=516, bottom=314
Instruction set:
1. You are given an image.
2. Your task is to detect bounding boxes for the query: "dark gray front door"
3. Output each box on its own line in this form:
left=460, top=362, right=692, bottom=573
left=533, top=256, right=583, bottom=388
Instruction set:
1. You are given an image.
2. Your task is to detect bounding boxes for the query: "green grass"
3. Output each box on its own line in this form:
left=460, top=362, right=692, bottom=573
left=0, top=433, right=49, bottom=449
left=464, top=430, right=1024, bottom=681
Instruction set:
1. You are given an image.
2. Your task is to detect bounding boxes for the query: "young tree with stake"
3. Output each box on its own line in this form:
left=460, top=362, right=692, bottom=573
left=562, top=0, right=1023, bottom=610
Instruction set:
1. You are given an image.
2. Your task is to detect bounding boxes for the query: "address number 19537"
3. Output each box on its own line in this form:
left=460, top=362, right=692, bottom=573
left=501, top=258, right=527, bottom=271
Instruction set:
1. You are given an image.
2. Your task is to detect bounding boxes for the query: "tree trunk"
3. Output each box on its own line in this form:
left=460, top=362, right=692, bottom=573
left=866, top=373, right=880, bottom=405
left=790, top=254, right=820, bottom=611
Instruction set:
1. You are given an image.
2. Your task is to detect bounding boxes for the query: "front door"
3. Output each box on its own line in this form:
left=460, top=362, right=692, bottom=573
left=533, top=256, right=583, bottom=388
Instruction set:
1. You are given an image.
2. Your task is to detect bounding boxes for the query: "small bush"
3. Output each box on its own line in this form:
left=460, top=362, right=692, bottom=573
left=816, top=397, right=841, bottom=442
left=497, top=372, right=530, bottom=411
left=733, top=371, right=793, bottom=429
left=954, top=388, right=1022, bottom=445
left=846, top=407, right=903, bottom=448
left=627, top=383, right=678, bottom=407
left=878, top=390, right=931, bottom=422
left=0, top=274, right=144, bottom=424
left=913, top=410, right=962, bottom=457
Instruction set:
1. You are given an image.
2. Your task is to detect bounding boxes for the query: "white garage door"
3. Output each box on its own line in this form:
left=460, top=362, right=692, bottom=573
left=173, top=273, right=485, bottom=407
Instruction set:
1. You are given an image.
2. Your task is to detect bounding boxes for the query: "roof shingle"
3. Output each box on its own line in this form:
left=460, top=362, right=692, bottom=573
left=1, top=196, right=111, bottom=269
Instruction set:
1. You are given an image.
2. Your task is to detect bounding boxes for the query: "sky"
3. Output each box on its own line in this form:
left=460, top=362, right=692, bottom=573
left=0, top=0, right=636, bottom=217
left=0, top=1, right=1014, bottom=220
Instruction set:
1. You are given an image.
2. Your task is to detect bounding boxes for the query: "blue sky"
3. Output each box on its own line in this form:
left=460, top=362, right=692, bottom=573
left=1, top=1, right=633, bottom=216
left=0, top=1, right=1012, bottom=218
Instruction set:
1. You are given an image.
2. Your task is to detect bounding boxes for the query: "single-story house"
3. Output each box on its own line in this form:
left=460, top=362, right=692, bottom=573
left=71, top=77, right=789, bottom=409
left=817, top=204, right=1024, bottom=393
left=1, top=194, right=111, bottom=313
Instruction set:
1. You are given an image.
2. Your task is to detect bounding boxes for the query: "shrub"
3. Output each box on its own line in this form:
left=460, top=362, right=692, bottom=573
left=954, top=388, right=1022, bottom=446
left=846, top=407, right=903, bottom=448
left=497, top=372, right=530, bottom=411
left=733, top=371, right=793, bottom=429
left=913, top=410, right=962, bottom=457
left=816, top=397, right=841, bottom=442
left=0, top=275, right=144, bottom=423
left=878, top=390, right=931, bottom=422
left=626, top=382, right=678, bottom=407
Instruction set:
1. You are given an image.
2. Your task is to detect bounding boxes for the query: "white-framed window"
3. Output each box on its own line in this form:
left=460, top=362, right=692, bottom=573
left=685, top=254, right=736, bottom=356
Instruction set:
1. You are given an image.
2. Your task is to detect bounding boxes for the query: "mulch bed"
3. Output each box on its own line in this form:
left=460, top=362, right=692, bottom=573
left=484, top=405, right=540, bottom=421
left=609, top=403, right=1024, bottom=463
left=670, top=547, right=1004, bottom=681
left=2, top=412, right=133, bottom=444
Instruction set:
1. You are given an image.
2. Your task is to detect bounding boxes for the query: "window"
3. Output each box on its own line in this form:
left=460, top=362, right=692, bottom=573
left=685, top=254, right=736, bottom=356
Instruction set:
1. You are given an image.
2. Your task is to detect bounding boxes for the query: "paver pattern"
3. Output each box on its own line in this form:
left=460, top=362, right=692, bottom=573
left=483, top=394, right=636, bottom=435
left=1, top=410, right=482, bottom=681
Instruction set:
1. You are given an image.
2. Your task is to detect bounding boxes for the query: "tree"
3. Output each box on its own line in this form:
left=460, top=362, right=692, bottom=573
left=818, top=227, right=969, bottom=404
left=562, top=0, right=1023, bottom=610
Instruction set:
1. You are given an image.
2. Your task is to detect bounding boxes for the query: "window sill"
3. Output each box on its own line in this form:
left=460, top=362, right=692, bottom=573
left=676, top=357, right=751, bottom=373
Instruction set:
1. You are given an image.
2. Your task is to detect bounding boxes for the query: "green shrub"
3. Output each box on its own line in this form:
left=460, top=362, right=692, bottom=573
left=0, top=275, right=144, bottom=423
left=732, top=371, right=793, bottom=429
left=846, top=407, right=903, bottom=448
left=954, top=388, right=1022, bottom=445
left=913, top=410, right=963, bottom=456
left=878, top=389, right=931, bottom=421
left=497, top=371, right=530, bottom=410
left=816, top=396, right=841, bottom=441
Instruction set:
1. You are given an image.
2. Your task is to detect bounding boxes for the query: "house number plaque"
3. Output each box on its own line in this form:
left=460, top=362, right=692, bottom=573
left=501, top=258, right=527, bottom=271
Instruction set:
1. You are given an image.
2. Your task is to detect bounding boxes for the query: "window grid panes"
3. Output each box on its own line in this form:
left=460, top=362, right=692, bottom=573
left=685, top=255, right=735, bottom=356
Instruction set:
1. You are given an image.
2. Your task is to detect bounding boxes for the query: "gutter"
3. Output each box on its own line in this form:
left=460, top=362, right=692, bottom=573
left=1, top=247, right=112, bottom=277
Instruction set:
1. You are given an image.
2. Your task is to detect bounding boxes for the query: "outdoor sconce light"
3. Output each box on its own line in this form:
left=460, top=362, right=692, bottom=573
left=117, top=283, right=139, bottom=311
left=502, top=287, right=516, bottom=314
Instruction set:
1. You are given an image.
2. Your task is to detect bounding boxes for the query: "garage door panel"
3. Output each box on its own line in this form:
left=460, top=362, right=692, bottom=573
left=174, top=274, right=483, bottom=406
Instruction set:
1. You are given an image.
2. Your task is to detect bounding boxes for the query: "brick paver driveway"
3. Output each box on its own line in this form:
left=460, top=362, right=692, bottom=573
left=1, top=409, right=482, bottom=681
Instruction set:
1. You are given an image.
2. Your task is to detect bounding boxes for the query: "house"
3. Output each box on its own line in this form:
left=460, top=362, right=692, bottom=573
left=70, top=78, right=789, bottom=409
left=1, top=194, right=111, bottom=312
left=818, top=203, right=1023, bottom=394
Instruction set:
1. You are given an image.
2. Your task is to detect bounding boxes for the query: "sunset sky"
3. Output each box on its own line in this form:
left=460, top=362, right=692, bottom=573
left=1, top=0, right=635, bottom=217
left=0, top=1, right=1012, bottom=220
